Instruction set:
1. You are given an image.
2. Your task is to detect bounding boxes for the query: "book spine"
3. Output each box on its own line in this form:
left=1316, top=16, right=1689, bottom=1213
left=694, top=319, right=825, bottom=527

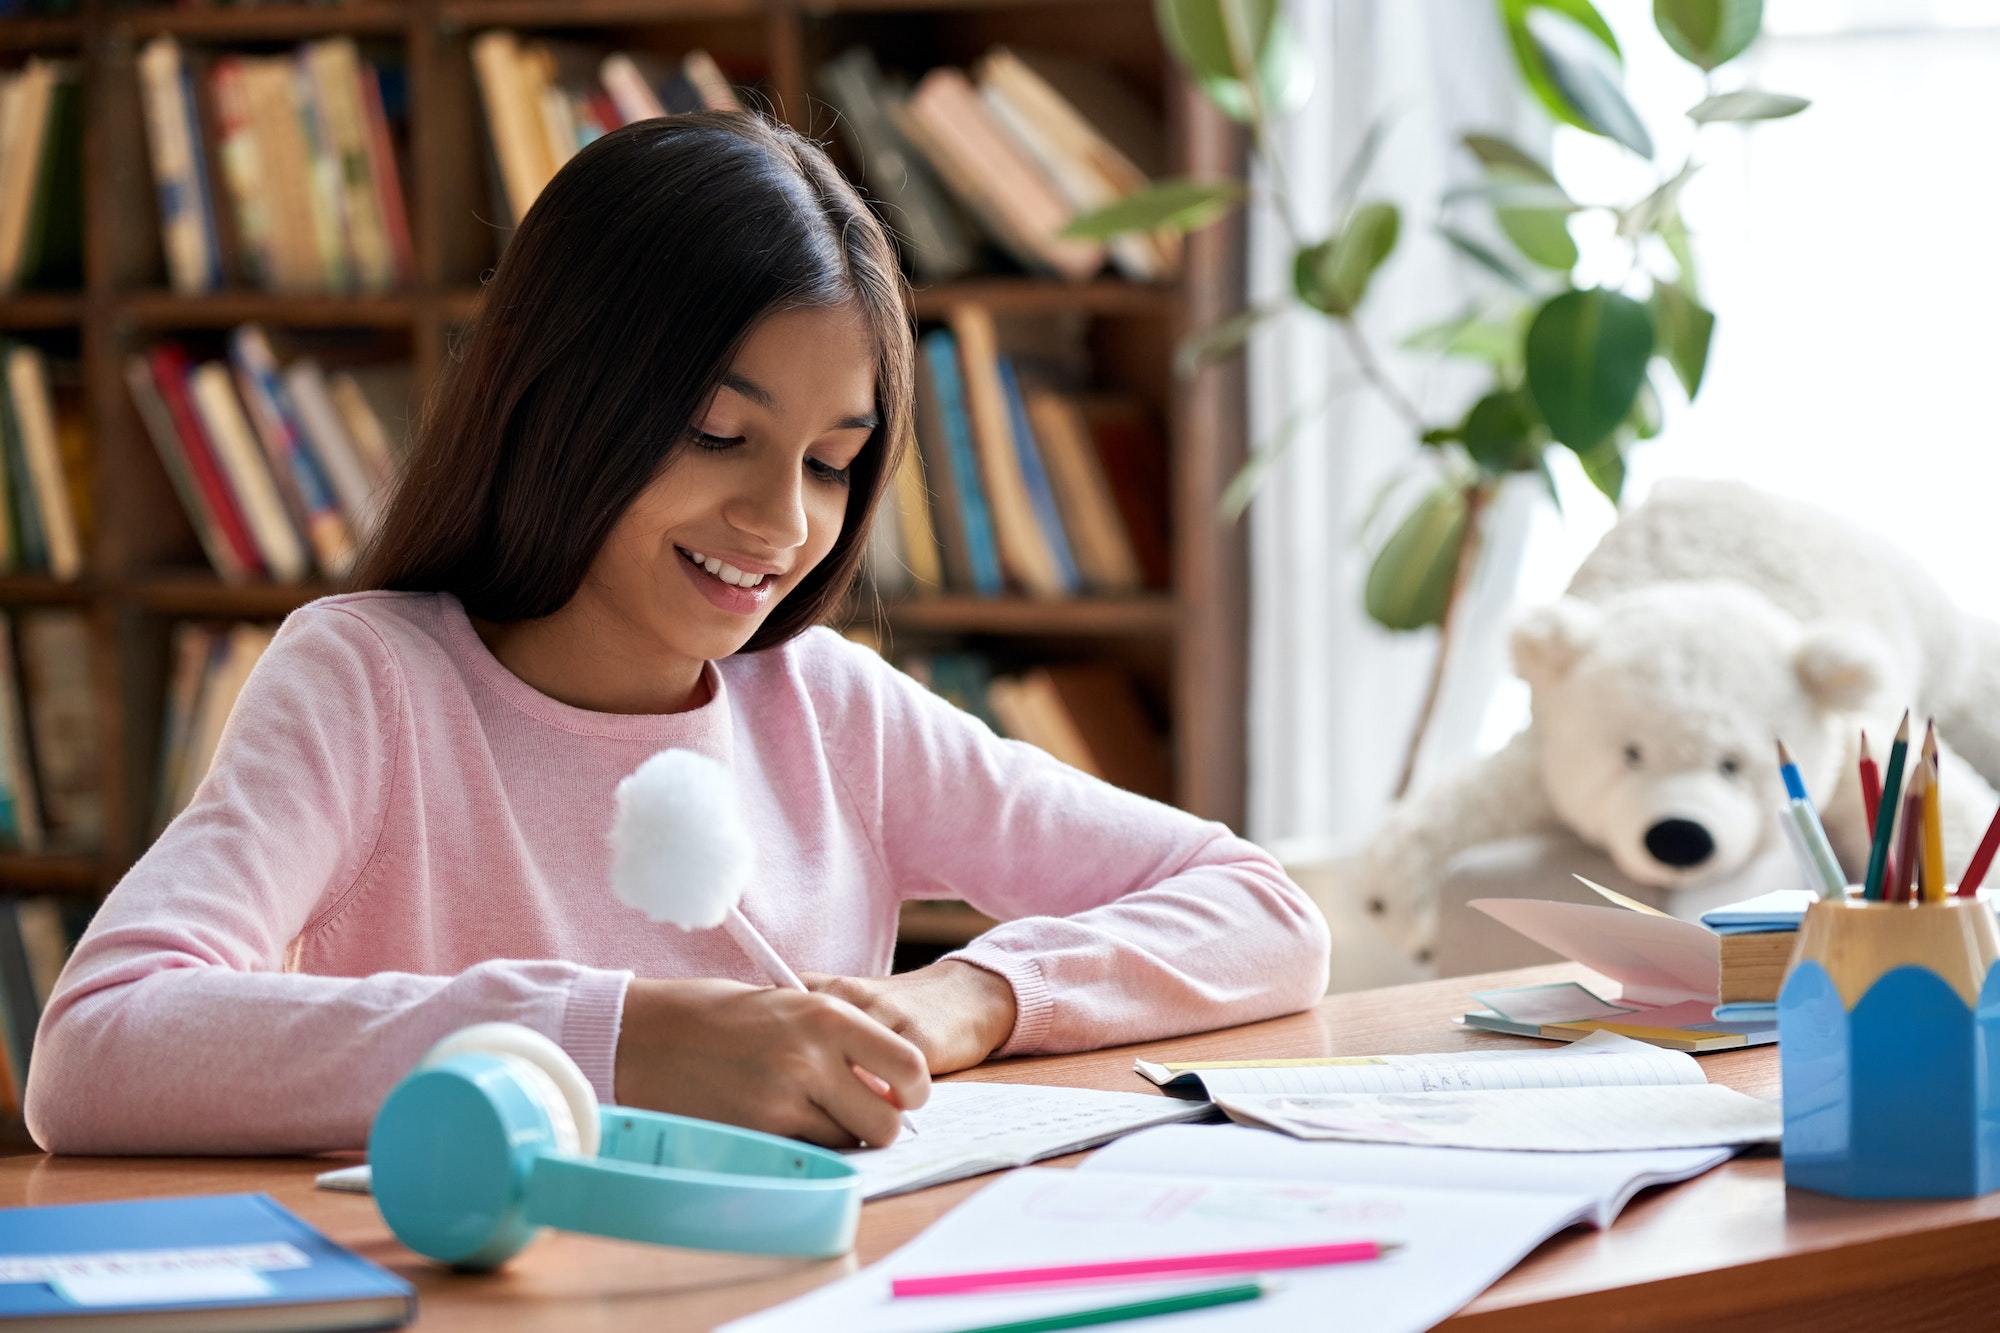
left=0, top=351, right=45, bottom=573
left=124, top=354, right=247, bottom=584
left=290, top=52, right=351, bottom=291
left=188, top=361, right=310, bottom=583
left=17, top=609, right=99, bottom=848
left=146, top=346, right=265, bottom=580
left=911, top=351, right=973, bottom=590
left=920, top=331, right=1003, bottom=596
left=949, top=305, right=1065, bottom=597
left=1025, top=388, right=1141, bottom=594
left=598, top=53, right=667, bottom=124
left=135, top=39, right=219, bottom=294
left=0, top=612, right=41, bottom=854
left=0, top=899, right=35, bottom=1106
left=326, top=372, right=398, bottom=486
left=357, top=59, right=414, bottom=287
left=3, top=346, right=79, bottom=580
left=469, top=30, right=552, bottom=226
left=282, top=360, right=377, bottom=536
left=153, top=622, right=215, bottom=833
left=0, top=61, right=55, bottom=291
left=227, top=327, right=354, bottom=578
left=998, top=357, right=1079, bottom=594
left=890, top=443, right=943, bottom=590
left=0, top=354, right=18, bottom=572
left=16, top=65, right=81, bottom=291
left=305, top=39, right=394, bottom=293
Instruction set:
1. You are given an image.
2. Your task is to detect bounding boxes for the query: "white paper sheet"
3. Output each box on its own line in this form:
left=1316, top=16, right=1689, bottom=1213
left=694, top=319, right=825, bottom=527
left=1082, top=1124, right=1732, bottom=1229
left=843, top=1082, right=1211, bottom=1199
left=1136, top=1030, right=1702, bottom=1098
left=718, top=1167, right=1594, bottom=1333
left=1212, top=1084, right=1781, bottom=1152
left=1468, top=899, right=1719, bottom=1008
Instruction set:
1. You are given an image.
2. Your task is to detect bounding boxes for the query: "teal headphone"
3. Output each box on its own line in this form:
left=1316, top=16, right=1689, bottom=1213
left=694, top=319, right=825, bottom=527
left=369, top=1023, right=862, bottom=1269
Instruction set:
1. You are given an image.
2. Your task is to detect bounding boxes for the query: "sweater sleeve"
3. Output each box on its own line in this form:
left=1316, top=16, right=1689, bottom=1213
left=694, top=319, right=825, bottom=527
left=24, top=606, right=633, bottom=1156
left=808, top=631, right=1329, bottom=1056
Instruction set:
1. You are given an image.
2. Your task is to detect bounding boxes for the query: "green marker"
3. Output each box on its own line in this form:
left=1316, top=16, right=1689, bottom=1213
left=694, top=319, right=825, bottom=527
left=939, top=1278, right=1272, bottom=1333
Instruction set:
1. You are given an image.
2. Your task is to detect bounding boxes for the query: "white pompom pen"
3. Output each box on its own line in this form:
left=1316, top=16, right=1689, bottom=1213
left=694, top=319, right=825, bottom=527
left=609, top=748, right=917, bottom=1138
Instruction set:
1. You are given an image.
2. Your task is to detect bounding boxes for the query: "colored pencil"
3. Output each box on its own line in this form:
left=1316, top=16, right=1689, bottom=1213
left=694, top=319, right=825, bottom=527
left=1777, top=740, right=1808, bottom=803
left=934, top=1279, right=1272, bottom=1333
left=1895, top=760, right=1926, bottom=903
left=1775, top=741, right=1844, bottom=899
left=1860, top=731, right=1882, bottom=839
left=1959, top=801, right=2000, bottom=897
left=1921, top=725, right=1945, bottom=902
left=1862, top=712, right=1910, bottom=901
left=893, top=1242, right=1394, bottom=1298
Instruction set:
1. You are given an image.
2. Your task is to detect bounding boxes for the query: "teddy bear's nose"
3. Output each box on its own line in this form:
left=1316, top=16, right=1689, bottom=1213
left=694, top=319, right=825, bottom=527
left=1645, top=818, right=1716, bottom=868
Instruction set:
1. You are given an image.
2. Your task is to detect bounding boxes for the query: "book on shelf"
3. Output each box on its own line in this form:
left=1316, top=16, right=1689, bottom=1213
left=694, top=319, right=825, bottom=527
left=16, top=608, right=100, bottom=850
left=128, top=332, right=404, bottom=584
left=472, top=32, right=744, bottom=228
left=898, top=651, right=1169, bottom=800
left=816, top=47, right=978, bottom=284
left=0, top=341, right=85, bottom=580
left=0, top=55, right=81, bottom=293
left=0, top=892, right=85, bottom=1119
left=874, top=313, right=1159, bottom=600
left=0, top=611, right=38, bottom=855
left=155, top=621, right=277, bottom=833
left=139, top=35, right=412, bottom=294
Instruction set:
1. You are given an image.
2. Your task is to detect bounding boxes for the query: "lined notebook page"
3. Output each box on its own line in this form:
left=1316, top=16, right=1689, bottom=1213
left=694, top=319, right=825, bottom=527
left=844, top=1082, right=1209, bottom=1199
left=1138, top=1031, right=1703, bottom=1098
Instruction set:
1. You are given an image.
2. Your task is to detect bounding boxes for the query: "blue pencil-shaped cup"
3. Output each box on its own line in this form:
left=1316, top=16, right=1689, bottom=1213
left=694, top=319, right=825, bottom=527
left=1779, top=897, right=2000, bottom=1199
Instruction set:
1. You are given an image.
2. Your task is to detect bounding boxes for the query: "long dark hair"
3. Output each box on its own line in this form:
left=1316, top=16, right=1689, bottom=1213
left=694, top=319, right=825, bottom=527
left=357, top=112, right=913, bottom=653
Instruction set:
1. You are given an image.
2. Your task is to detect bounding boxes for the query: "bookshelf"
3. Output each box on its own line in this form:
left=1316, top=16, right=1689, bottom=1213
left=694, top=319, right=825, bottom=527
left=0, top=0, right=1248, bottom=922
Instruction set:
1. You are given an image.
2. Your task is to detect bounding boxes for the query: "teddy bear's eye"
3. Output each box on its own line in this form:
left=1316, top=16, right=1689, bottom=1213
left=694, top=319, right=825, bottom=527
left=1624, top=743, right=1643, bottom=768
left=1720, top=755, right=1742, bottom=777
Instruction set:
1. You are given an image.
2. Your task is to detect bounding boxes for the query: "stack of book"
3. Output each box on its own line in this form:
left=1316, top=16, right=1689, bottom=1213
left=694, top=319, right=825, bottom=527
left=0, top=56, right=81, bottom=293
left=818, top=46, right=1174, bottom=283
left=0, top=340, right=86, bottom=580
left=154, top=620, right=277, bottom=834
left=900, top=651, right=1171, bottom=802
left=0, top=607, right=98, bottom=853
left=1701, top=890, right=1813, bottom=1023
left=869, top=303, right=1167, bottom=599
left=136, top=34, right=413, bottom=294
left=469, top=33, right=742, bottom=226
left=125, top=325, right=407, bottom=584
left=0, top=894, right=87, bottom=1123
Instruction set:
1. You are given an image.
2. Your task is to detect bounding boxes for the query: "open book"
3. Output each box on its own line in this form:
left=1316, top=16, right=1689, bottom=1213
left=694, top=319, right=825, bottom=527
left=318, top=1081, right=1208, bottom=1203
left=1087, top=1123, right=1736, bottom=1229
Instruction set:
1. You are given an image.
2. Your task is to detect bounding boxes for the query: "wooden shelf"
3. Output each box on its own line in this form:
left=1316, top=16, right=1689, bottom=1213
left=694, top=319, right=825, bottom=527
left=0, top=576, right=92, bottom=607
left=0, top=293, right=84, bottom=328
left=113, top=291, right=421, bottom=329
left=880, top=594, right=1176, bottom=637
left=129, top=575, right=328, bottom=619
left=0, top=15, right=81, bottom=51
left=0, top=853, right=98, bottom=895
left=108, top=5, right=414, bottom=41
left=439, top=0, right=764, bottom=24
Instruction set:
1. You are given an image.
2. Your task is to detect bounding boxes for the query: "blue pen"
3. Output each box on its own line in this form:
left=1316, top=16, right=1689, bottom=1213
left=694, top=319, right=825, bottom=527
left=1777, top=739, right=1846, bottom=898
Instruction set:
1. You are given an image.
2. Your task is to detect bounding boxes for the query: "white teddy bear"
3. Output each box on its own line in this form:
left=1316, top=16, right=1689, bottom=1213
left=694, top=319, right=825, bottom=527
left=1357, top=478, right=2000, bottom=962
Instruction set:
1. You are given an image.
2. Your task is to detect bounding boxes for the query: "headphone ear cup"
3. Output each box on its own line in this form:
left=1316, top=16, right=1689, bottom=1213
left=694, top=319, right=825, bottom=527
left=418, top=1023, right=600, bottom=1157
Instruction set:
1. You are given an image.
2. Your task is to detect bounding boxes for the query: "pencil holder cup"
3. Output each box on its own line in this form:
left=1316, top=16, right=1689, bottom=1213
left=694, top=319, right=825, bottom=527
left=1779, top=897, right=2000, bottom=1199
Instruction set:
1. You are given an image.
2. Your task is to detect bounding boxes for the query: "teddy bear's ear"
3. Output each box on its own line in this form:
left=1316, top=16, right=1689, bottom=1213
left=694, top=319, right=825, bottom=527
left=1795, top=621, right=1890, bottom=712
left=1510, top=598, right=1603, bottom=690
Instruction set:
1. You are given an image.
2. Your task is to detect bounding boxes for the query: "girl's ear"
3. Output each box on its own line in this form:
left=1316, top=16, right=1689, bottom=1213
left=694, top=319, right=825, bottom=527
left=1510, top=598, right=1602, bottom=693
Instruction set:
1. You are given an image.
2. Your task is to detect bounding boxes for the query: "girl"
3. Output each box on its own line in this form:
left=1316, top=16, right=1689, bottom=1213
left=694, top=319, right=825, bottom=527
left=26, top=114, right=1328, bottom=1154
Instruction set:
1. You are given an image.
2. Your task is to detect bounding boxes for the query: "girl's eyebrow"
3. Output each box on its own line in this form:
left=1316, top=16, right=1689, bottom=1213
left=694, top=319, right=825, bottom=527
left=721, top=372, right=877, bottom=432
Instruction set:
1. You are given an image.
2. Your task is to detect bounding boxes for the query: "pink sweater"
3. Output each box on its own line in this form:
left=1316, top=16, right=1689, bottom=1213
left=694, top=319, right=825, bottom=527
left=25, top=592, right=1327, bottom=1153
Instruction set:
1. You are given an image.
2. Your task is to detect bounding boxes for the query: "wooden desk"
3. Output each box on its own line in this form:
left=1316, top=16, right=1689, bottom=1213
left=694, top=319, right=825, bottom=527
left=6, top=965, right=2000, bottom=1332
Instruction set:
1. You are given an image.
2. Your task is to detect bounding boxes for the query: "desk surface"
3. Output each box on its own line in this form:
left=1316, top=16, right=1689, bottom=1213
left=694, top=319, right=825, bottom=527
left=7, top=964, right=2000, bottom=1332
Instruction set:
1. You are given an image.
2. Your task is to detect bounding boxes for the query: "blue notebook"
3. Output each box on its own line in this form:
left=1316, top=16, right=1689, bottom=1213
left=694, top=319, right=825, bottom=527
left=0, top=1192, right=414, bottom=1329
left=919, top=330, right=1003, bottom=596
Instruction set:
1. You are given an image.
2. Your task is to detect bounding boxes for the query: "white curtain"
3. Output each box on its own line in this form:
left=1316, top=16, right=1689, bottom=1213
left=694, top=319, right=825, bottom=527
left=1246, top=0, right=1542, bottom=853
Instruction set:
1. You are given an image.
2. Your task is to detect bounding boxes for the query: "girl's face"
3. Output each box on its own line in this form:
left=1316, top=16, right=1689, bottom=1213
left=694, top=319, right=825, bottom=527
left=582, top=302, right=880, bottom=670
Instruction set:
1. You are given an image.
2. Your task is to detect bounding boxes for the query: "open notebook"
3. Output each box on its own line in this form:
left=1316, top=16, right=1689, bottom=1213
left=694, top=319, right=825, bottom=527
left=317, top=1081, right=1209, bottom=1203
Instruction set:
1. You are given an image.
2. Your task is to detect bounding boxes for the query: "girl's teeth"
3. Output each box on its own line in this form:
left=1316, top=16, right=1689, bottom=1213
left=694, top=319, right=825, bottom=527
left=702, top=556, right=723, bottom=576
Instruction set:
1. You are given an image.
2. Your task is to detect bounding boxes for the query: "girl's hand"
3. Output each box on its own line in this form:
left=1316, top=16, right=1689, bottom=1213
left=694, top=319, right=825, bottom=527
left=613, top=977, right=929, bottom=1148
left=804, top=961, right=1018, bottom=1075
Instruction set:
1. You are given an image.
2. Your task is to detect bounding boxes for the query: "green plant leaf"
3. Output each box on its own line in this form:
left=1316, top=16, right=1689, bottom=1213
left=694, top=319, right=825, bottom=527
left=1649, top=281, right=1715, bottom=397
left=1333, top=118, right=1394, bottom=215
left=1538, top=454, right=1565, bottom=516
left=1571, top=437, right=1628, bottom=502
left=1462, top=133, right=1562, bottom=181
left=1218, top=391, right=1328, bottom=522
left=1497, top=207, right=1579, bottom=271
left=1526, top=9, right=1655, bottom=157
left=1658, top=207, right=1699, bottom=287
left=1618, top=160, right=1700, bottom=239
left=1154, top=0, right=1312, bottom=122
left=1062, top=178, right=1247, bottom=239
left=1175, top=304, right=1279, bottom=378
left=1365, top=481, right=1472, bottom=631
left=1403, top=315, right=1519, bottom=367
left=1626, top=376, right=1663, bottom=439
left=1440, top=225, right=1535, bottom=292
left=1294, top=201, right=1401, bottom=316
left=1525, top=287, right=1655, bottom=451
left=1462, top=388, right=1545, bottom=474
left=1654, top=0, right=1764, bottom=71
left=1499, top=0, right=1638, bottom=143
left=1688, top=90, right=1810, bottom=123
